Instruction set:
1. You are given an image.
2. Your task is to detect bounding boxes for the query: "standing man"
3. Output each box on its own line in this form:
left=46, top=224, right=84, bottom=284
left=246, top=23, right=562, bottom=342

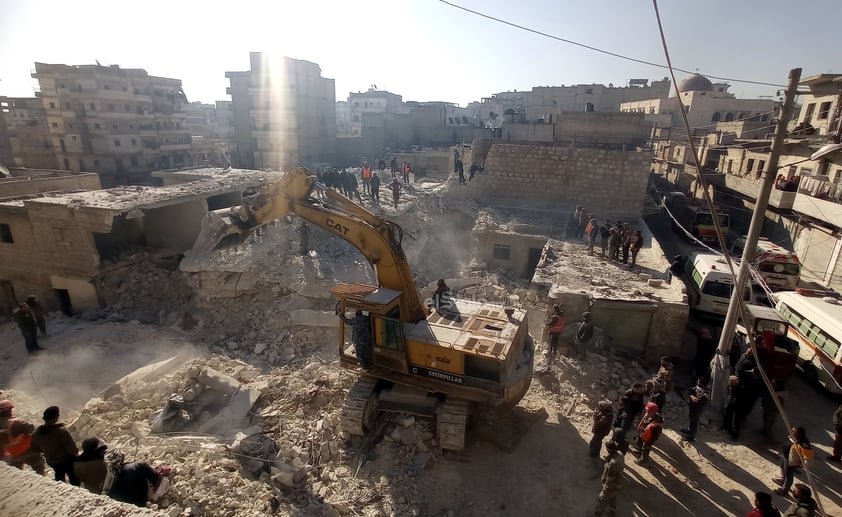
left=828, top=403, right=842, bottom=461
left=339, top=309, right=373, bottom=370
left=586, top=215, right=598, bottom=255
left=401, top=161, right=411, bottom=184
left=628, top=230, right=644, bottom=267
left=608, top=227, right=621, bottom=262
left=432, top=279, right=451, bottom=312
left=390, top=156, right=399, bottom=180
left=545, top=304, right=565, bottom=357
left=575, top=312, right=594, bottom=361
left=370, top=173, right=381, bottom=205
left=681, top=377, right=710, bottom=442
left=620, top=223, right=632, bottom=264
left=633, top=402, right=664, bottom=466
left=13, top=303, right=44, bottom=354
left=75, top=437, right=108, bottom=493
left=612, top=383, right=646, bottom=451
left=657, top=356, right=675, bottom=395
left=346, top=170, right=363, bottom=203
left=772, top=426, right=813, bottom=495
left=590, top=401, right=615, bottom=458
left=361, top=161, right=372, bottom=196
left=31, top=406, right=79, bottom=485
left=26, top=295, right=47, bottom=336
left=599, top=221, right=611, bottom=259
left=453, top=148, right=461, bottom=173
left=593, top=440, right=624, bottom=516
left=389, top=178, right=402, bottom=210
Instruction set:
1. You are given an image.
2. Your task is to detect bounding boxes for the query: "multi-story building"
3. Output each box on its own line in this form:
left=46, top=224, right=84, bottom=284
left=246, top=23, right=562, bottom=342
left=3, top=97, right=58, bottom=169
left=620, top=74, right=776, bottom=130
left=346, top=89, right=404, bottom=136
left=226, top=52, right=336, bottom=169
left=0, top=98, right=15, bottom=166
left=33, top=62, right=192, bottom=186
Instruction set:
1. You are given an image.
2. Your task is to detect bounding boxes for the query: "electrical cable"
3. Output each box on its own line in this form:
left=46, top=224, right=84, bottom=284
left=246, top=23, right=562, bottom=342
left=438, top=0, right=787, bottom=88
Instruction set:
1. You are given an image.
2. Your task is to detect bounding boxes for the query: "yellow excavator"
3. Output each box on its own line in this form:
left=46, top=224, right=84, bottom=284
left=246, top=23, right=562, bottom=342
left=193, top=168, right=534, bottom=450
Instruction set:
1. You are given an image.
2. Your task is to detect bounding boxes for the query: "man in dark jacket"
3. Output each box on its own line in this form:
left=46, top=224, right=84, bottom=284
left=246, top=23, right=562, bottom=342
left=681, top=377, right=710, bottom=442
left=590, top=401, right=614, bottom=458
left=13, top=303, right=44, bottom=354
left=31, top=405, right=79, bottom=485
left=109, top=461, right=162, bottom=508
left=75, top=437, right=108, bottom=493
left=25, top=295, right=47, bottom=336
left=575, top=312, right=594, bottom=360
left=370, top=173, right=381, bottom=205
left=339, top=310, right=372, bottom=370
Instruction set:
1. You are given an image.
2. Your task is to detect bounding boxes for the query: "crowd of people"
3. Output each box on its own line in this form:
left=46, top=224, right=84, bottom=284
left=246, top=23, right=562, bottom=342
left=314, top=157, right=410, bottom=210
left=572, top=206, right=644, bottom=267
left=1, top=400, right=168, bottom=508
left=586, top=344, right=824, bottom=516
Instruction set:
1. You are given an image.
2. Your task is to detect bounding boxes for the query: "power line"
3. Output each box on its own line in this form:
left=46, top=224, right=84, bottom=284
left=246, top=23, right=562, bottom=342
left=438, top=0, right=787, bottom=88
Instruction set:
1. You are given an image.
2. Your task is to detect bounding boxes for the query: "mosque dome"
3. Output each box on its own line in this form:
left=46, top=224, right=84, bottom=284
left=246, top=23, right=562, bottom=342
left=678, top=74, right=713, bottom=92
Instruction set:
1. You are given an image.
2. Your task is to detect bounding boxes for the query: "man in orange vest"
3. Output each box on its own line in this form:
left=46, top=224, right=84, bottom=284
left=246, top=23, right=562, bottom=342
left=361, top=161, right=372, bottom=196
left=0, top=400, right=46, bottom=475
left=545, top=304, right=565, bottom=356
left=401, top=161, right=411, bottom=184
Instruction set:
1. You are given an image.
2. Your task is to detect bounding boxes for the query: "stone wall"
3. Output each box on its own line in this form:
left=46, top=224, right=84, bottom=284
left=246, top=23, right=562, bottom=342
left=0, top=171, right=101, bottom=198
left=462, top=142, right=652, bottom=217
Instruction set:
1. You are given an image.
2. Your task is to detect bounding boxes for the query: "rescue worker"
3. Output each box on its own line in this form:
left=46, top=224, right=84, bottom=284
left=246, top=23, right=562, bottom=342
left=432, top=279, right=451, bottom=312
left=339, top=309, right=373, bottom=370
left=26, top=295, right=47, bottom=336
left=681, top=377, right=710, bottom=442
left=389, top=178, right=402, bottom=209
left=0, top=399, right=46, bottom=475
left=593, top=440, right=624, bottom=516
left=75, top=437, right=109, bottom=493
left=628, top=230, right=643, bottom=267
left=575, top=312, right=594, bottom=360
left=13, top=303, right=44, bottom=354
left=586, top=215, right=598, bottom=254
left=590, top=401, right=614, bottom=458
left=370, top=172, right=381, bottom=205
left=401, top=161, right=411, bottom=184
left=633, top=402, right=663, bottom=465
left=31, top=405, right=79, bottom=484
left=361, top=161, right=372, bottom=195
left=545, top=304, right=565, bottom=357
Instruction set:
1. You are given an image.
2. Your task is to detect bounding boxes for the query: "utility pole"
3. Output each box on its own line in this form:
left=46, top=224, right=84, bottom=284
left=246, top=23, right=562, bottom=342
left=710, top=68, right=802, bottom=408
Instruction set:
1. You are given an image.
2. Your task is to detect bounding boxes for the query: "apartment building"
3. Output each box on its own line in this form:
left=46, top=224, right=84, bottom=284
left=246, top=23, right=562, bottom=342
left=346, top=89, right=404, bottom=136
left=2, top=97, right=58, bottom=169
left=33, top=62, right=192, bottom=186
left=226, top=53, right=336, bottom=169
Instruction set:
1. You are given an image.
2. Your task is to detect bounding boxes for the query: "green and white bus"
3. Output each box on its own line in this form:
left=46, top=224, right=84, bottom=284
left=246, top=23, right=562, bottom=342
left=775, top=289, right=842, bottom=394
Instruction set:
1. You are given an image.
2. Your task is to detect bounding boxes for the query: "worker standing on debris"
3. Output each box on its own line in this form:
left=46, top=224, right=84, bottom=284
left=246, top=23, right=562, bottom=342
left=75, top=437, right=109, bottom=493
left=585, top=215, right=598, bottom=254
left=31, top=406, right=79, bottom=485
left=432, top=279, right=452, bottom=312
left=620, top=223, right=632, bottom=264
left=389, top=178, right=402, bottom=209
left=608, top=226, right=621, bottom=262
left=657, top=356, right=675, bottom=395
left=339, top=309, right=373, bottom=370
left=13, top=303, right=44, bottom=354
left=370, top=173, right=381, bottom=205
left=575, top=312, right=594, bottom=360
left=593, top=440, right=624, bottom=516
left=0, top=399, right=46, bottom=475
left=681, top=377, right=710, bottom=442
left=345, top=170, right=363, bottom=203
left=628, top=230, right=643, bottom=267
left=590, top=401, right=615, bottom=458
left=545, top=304, right=565, bottom=357
left=632, top=402, right=663, bottom=466
left=401, top=161, right=411, bottom=184
left=390, top=156, right=399, bottom=179
left=25, top=295, right=47, bottom=336
left=599, top=220, right=611, bottom=259
left=361, top=161, right=372, bottom=196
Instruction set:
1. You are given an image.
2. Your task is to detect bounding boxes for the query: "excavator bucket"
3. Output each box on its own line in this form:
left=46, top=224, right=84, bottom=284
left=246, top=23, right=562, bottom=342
left=190, top=207, right=247, bottom=254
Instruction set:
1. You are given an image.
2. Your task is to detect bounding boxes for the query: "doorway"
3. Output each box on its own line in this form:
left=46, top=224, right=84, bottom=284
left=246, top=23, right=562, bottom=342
left=53, top=289, right=74, bottom=316
left=526, top=247, right=542, bottom=278
left=0, top=281, right=17, bottom=320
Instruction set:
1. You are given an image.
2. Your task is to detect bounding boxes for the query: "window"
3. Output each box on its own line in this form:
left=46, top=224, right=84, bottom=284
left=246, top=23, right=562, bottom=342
left=51, top=122, right=58, bottom=128
left=746, top=159, right=755, bottom=172
left=818, top=102, right=832, bottom=120
left=125, top=105, right=130, bottom=112
left=65, top=102, right=71, bottom=109
left=134, top=88, right=139, bottom=94
left=59, top=83, right=65, bottom=88
left=94, top=123, right=100, bottom=129
left=758, top=160, right=766, bottom=173
left=493, top=244, right=511, bottom=261
left=585, top=88, right=593, bottom=95
left=112, top=124, right=118, bottom=129
left=130, top=157, right=139, bottom=166
left=0, top=224, right=13, bottom=243
left=49, top=102, right=56, bottom=109
left=122, top=86, right=128, bottom=92
left=128, top=124, right=134, bottom=129
left=71, top=135, right=77, bottom=141
left=68, top=123, right=73, bottom=128
left=89, top=103, right=96, bottom=110
left=803, top=103, right=815, bottom=122
left=114, top=139, right=121, bottom=147
left=131, top=139, right=137, bottom=146
left=103, top=85, right=110, bottom=90
left=63, top=158, right=70, bottom=169
left=107, top=104, right=115, bottom=111
left=93, top=159, right=100, bottom=167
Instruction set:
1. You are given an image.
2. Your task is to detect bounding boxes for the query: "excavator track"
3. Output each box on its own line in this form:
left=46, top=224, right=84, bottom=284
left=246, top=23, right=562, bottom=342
left=340, top=376, right=378, bottom=436
left=436, top=399, right=470, bottom=451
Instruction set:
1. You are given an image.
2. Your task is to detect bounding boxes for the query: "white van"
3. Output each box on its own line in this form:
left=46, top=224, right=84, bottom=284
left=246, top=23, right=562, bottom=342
left=685, top=253, right=753, bottom=317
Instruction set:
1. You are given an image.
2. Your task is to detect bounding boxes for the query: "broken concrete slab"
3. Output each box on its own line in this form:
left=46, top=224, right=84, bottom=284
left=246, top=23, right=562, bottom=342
left=288, top=309, right=337, bottom=328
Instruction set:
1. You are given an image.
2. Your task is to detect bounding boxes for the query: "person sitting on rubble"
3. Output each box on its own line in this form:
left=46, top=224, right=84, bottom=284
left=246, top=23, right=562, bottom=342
left=75, top=437, right=108, bottom=493
left=338, top=309, right=373, bottom=370
left=102, top=450, right=163, bottom=508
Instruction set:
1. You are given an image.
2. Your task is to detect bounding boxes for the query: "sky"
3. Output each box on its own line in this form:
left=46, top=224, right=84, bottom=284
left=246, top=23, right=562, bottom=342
left=0, top=0, right=839, bottom=107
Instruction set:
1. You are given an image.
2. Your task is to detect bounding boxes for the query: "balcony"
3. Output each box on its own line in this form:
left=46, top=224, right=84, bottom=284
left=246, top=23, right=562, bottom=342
left=721, top=173, right=797, bottom=210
